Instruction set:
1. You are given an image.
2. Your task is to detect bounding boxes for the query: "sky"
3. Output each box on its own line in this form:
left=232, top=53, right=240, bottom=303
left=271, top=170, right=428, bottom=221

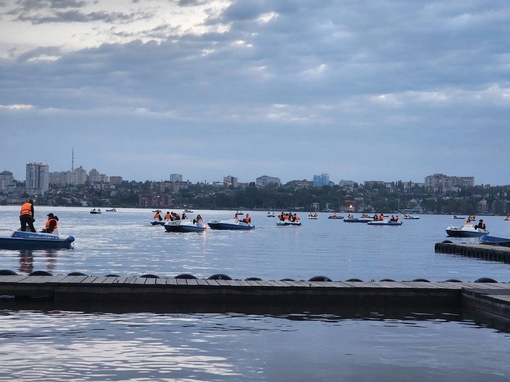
left=1, top=0, right=509, bottom=185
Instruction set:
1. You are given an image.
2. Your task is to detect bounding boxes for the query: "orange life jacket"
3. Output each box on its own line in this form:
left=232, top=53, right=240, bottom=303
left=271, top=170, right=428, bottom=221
left=45, top=218, right=58, bottom=232
left=20, top=202, right=33, bottom=216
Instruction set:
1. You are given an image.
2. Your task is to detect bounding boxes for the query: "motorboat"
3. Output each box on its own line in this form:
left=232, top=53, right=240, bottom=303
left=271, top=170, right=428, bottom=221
left=106, top=208, right=117, bottom=212
left=403, top=214, right=420, bottom=220
left=164, top=220, right=206, bottom=233
left=276, top=220, right=302, bottom=226
left=308, top=213, right=319, bottom=220
left=367, top=220, right=403, bottom=226
left=0, top=229, right=75, bottom=250
left=452, top=215, right=465, bottom=219
left=327, top=214, right=344, bottom=220
left=446, top=224, right=489, bottom=237
left=480, top=235, right=510, bottom=247
left=208, top=219, right=254, bottom=230
left=344, top=216, right=372, bottom=223
left=267, top=212, right=275, bottom=217
left=151, top=220, right=165, bottom=226
left=90, top=208, right=101, bottom=214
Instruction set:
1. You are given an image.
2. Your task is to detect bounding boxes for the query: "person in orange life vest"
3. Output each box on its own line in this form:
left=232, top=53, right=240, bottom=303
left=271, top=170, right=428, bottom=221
left=154, top=210, right=162, bottom=220
left=20, top=199, right=36, bottom=232
left=243, top=214, right=251, bottom=224
left=164, top=211, right=171, bottom=220
left=42, top=213, right=59, bottom=233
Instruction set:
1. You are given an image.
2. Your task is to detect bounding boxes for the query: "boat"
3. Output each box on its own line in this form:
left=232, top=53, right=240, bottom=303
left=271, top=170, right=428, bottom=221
left=106, top=208, right=117, bottom=212
left=267, top=212, right=275, bottom=217
left=0, top=229, right=75, bottom=250
left=276, top=220, right=302, bottom=226
left=235, top=211, right=244, bottom=216
left=367, top=220, right=403, bottom=226
left=90, top=208, right=101, bottom=214
left=504, top=216, right=510, bottom=221
left=164, top=220, right=206, bottom=233
left=327, top=214, right=344, bottom=220
left=343, top=215, right=372, bottom=223
left=403, top=214, right=420, bottom=220
left=452, top=215, right=465, bottom=219
left=151, top=220, right=165, bottom=226
left=480, top=235, right=510, bottom=247
left=446, top=223, right=489, bottom=237
left=308, top=213, right=319, bottom=220
left=208, top=219, right=254, bottom=230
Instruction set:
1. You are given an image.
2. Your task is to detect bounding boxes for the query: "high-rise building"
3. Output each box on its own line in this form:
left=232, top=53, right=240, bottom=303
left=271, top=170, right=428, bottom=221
left=170, top=174, right=183, bottom=182
left=0, top=170, right=14, bottom=189
left=256, top=175, right=281, bottom=187
left=26, top=162, right=49, bottom=195
left=313, top=173, right=330, bottom=187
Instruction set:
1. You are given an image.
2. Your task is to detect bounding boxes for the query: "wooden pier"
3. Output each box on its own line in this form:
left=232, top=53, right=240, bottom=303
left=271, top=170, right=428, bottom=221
left=1, top=274, right=510, bottom=329
left=435, top=241, right=510, bottom=263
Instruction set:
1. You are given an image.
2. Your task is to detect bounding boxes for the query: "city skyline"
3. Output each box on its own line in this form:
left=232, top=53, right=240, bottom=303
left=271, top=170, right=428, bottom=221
left=1, top=1, right=509, bottom=185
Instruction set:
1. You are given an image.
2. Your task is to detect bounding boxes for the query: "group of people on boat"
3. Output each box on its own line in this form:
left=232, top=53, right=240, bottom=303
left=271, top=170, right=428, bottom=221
left=19, top=199, right=59, bottom=234
left=278, top=212, right=300, bottom=222
left=308, top=213, right=318, bottom=219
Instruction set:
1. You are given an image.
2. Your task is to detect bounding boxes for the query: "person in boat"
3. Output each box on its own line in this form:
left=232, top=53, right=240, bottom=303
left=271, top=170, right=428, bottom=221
left=171, top=211, right=180, bottom=220
left=474, top=219, right=486, bottom=230
left=182, top=212, right=188, bottom=220
left=19, top=199, right=36, bottom=232
left=154, top=210, right=162, bottom=221
left=164, top=211, right=171, bottom=220
left=373, top=214, right=378, bottom=221
left=294, top=213, right=300, bottom=221
left=194, top=214, right=203, bottom=224
left=379, top=213, right=384, bottom=221
left=41, top=213, right=58, bottom=233
left=242, top=214, right=251, bottom=224
left=234, top=212, right=239, bottom=221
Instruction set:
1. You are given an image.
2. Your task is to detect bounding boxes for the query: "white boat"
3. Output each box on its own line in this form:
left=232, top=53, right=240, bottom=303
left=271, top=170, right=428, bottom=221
left=208, top=219, right=254, bottom=230
left=267, top=212, right=275, bottom=217
left=446, top=224, right=488, bottom=237
left=403, top=214, right=419, bottom=220
left=164, top=220, right=206, bottom=233
left=367, top=220, right=402, bottom=226
left=276, top=220, right=301, bottom=226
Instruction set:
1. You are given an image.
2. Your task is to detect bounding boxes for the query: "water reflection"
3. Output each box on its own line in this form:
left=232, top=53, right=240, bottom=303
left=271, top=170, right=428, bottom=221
left=17, top=249, right=59, bottom=274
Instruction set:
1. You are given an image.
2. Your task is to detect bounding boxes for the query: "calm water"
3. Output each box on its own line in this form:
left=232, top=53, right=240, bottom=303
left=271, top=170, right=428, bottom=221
left=1, top=207, right=510, bottom=381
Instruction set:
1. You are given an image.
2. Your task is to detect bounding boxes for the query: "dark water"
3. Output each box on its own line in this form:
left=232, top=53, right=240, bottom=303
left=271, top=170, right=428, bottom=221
left=1, top=207, right=510, bottom=381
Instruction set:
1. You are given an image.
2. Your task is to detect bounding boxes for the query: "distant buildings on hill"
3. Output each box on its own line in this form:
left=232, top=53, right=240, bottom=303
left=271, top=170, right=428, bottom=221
left=0, top=163, right=481, bottom=198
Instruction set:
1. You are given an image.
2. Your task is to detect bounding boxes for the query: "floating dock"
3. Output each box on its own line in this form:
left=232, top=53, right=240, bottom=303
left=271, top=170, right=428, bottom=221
left=1, top=274, right=510, bottom=330
left=434, top=241, right=510, bottom=263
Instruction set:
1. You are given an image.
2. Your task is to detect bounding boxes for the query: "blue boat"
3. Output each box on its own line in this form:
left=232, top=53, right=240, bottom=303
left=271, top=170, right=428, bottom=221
left=480, top=235, right=510, bottom=247
left=0, top=230, right=75, bottom=250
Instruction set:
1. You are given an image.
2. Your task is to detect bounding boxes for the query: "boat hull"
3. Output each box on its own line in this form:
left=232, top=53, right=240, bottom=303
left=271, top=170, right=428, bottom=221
left=446, top=225, right=488, bottom=237
left=367, top=220, right=402, bottom=226
left=343, top=218, right=372, bottom=223
left=208, top=220, right=254, bottom=230
left=0, top=231, right=75, bottom=250
left=276, top=221, right=302, bottom=226
left=164, top=221, right=206, bottom=233
left=480, top=235, right=510, bottom=247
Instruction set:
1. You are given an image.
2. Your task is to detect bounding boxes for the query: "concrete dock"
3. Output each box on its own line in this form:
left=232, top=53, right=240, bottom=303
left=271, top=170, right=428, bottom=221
left=1, top=273, right=510, bottom=330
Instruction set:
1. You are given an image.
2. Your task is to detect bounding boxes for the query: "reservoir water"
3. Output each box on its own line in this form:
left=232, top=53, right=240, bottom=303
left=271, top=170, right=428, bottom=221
left=1, top=206, right=509, bottom=381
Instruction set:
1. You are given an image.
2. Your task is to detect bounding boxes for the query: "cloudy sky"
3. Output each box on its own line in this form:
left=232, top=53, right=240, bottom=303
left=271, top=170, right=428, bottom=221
left=1, top=0, right=509, bottom=185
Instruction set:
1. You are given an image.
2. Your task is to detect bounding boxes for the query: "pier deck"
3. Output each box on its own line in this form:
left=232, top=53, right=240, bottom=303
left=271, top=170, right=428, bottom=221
left=1, top=275, right=510, bottom=328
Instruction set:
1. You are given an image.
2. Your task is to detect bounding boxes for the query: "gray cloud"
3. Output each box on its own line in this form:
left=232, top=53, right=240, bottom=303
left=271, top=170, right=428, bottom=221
left=1, top=0, right=509, bottom=184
